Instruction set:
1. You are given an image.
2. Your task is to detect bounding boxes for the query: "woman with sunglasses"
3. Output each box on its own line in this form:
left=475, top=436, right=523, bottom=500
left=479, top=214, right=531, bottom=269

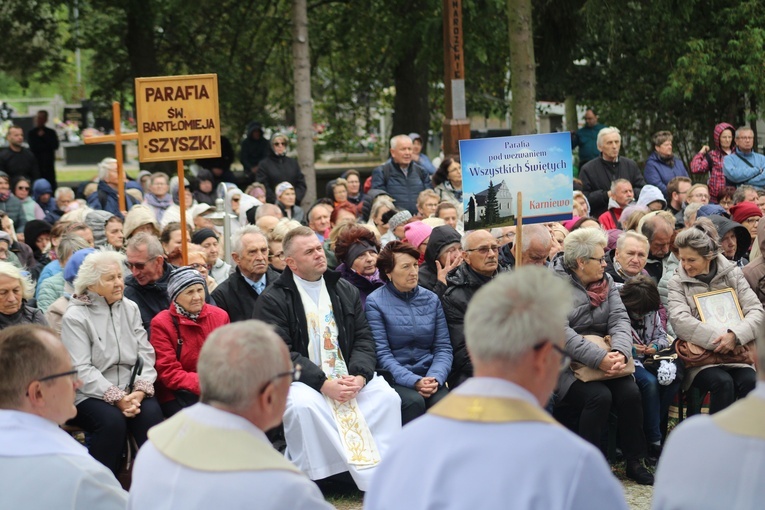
left=13, top=177, right=44, bottom=223
left=61, top=250, right=163, bottom=475
left=552, top=227, right=654, bottom=485
left=150, top=266, right=229, bottom=417
left=255, top=134, right=307, bottom=205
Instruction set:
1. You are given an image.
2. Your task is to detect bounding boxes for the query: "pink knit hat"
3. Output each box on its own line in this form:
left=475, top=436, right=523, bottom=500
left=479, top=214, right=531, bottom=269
left=730, top=201, right=762, bottom=224
left=404, top=221, right=433, bottom=249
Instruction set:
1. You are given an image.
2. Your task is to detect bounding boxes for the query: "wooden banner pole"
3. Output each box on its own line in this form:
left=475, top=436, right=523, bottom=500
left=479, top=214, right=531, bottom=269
left=514, top=191, right=523, bottom=267
left=83, top=101, right=138, bottom=214
left=177, top=160, right=189, bottom=266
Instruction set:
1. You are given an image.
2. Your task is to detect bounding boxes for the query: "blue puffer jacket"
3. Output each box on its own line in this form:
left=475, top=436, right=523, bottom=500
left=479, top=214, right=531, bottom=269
left=365, top=282, right=453, bottom=388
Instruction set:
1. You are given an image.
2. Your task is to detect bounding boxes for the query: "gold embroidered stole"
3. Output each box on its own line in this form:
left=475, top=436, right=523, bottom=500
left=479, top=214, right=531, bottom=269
left=429, top=394, right=559, bottom=425
left=294, top=279, right=381, bottom=468
left=712, top=395, right=765, bottom=440
left=149, top=411, right=302, bottom=473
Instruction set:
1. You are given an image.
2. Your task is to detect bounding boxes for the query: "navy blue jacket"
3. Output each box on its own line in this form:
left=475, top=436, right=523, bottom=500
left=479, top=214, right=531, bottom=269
left=365, top=282, right=452, bottom=388
left=370, top=159, right=430, bottom=214
left=86, top=180, right=140, bottom=220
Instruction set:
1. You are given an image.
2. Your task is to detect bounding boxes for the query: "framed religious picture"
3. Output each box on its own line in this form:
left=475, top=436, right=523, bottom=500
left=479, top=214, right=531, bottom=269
left=693, top=288, right=744, bottom=331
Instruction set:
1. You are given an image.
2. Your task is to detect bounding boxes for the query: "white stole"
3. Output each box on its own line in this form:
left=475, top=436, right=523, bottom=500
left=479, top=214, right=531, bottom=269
left=294, top=277, right=380, bottom=468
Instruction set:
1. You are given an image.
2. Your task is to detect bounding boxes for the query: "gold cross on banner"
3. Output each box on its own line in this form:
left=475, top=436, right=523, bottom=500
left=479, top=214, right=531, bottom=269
left=83, top=101, right=137, bottom=213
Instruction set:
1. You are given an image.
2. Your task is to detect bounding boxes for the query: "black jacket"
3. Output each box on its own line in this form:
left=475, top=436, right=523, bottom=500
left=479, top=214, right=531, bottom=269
left=419, top=225, right=462, bottom=297
left=212, top=266, right=280, bottom=323
left=441, top=263, right=495, bottom=388
left=257, top=154, right=307, bottom=204
left=709, top=215, right=751, bottom=265
left=124, top=262, right=176, bottom=334
left=579, top=156, right=646, bottom=218
left=252, top=267, right=377, bottom=392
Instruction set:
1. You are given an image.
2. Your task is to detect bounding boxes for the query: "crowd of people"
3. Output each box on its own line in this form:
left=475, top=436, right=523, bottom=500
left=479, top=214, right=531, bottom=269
left=1, top=120, right=764, bottom=509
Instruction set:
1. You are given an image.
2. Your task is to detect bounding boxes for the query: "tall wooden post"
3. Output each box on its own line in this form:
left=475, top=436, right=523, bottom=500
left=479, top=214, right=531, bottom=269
left=442, top=0, right=471, bottom=158
left=83, top=102, right=138, bottom=213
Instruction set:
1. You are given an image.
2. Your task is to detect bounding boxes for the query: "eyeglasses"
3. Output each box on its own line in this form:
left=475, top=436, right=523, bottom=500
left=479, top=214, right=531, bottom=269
left=269, top=251, right=285, bottom=261
left=737, top=136, right=754, bottom=140
left=465, top=245, right=500, bottom=255
left=258, top=364, right=302, bottom=394
left=16, top=186, right=29, bottom=191
left=534, top=342, right=571, bottom=372
left=231, top=197, right=240, bottom=202
left=125, top=258, right=159, bottom=270
left=189, top=263, right=207, bottom=270
left=587, top=256, right=607, bottom=264
left=26, top=369, right=79, bottom=395
left=273, top=141, right=286, bottom=147
left=496, top=232, right=515, bottom=241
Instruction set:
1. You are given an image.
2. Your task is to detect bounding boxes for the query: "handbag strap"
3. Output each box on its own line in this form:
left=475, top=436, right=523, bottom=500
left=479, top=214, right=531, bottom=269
left=171, top=315, right=183, bottom=361
left=735, top=152, right=755, bottom=168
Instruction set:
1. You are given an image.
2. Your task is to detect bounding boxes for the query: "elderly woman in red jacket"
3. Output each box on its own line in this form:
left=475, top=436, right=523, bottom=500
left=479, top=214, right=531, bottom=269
left=149, top=266, right=229, bottom=417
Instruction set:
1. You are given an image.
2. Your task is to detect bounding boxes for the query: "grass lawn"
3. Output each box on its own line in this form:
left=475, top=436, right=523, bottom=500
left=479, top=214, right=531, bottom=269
left=56, top=168, right=99, bottom=184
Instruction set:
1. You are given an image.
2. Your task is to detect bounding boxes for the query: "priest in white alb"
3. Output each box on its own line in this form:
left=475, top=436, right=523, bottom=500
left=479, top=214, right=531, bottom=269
left=653, top=337, right=765, bottom=510
left=365, top=267, right=629, bottom=510
left=0, top=324, right=127, bottom=510
left=253, top=226, right=401, bottom=490
left=128, top=321, right=331, bottom=509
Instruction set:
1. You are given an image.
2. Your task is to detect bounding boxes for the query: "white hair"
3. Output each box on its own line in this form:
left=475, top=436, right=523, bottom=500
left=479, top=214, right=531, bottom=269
left=198, top=320, right=287, bottom=412
left=596, top=127, right=621, bottom=149
left=616, top=231, right=649, bottom=252
left=562, top=228, right=607, bottom=270
left=0, top=261, right=33, bottom=300
left=73, top=250, right=126, bottom=295
left=389, top=134, right=411, bottom=150
left=465, top=267, right=572, bottom=363
left=97, top=158, right=117, bottom=181
left=54, top=187, right=75, bottom=201
left=231, top=225, right=266, bottom=255
left=521, top=224, right=551, bottom=252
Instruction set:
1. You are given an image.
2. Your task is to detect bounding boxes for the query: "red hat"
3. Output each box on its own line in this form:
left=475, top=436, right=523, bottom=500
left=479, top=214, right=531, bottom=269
left=730, top=201, right=763, bottom=224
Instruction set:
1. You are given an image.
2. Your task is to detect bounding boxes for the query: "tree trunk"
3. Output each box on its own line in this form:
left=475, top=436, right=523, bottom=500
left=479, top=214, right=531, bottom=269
left=564, top=95, right=578, bottom=131
left=391, top=46, right=430, bottom=146
left=508, top=0, right=537, bottom=135
left=292, top=0, right=316, bottom=206
left=125, top=0, right=160, bottom=78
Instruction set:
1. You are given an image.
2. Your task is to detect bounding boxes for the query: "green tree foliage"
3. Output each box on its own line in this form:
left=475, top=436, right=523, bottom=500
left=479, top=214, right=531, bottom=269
left=0, top=0, right=66, bottom=87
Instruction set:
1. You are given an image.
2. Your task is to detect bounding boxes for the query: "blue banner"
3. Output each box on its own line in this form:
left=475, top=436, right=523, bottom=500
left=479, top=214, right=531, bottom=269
left=459, top=132, right=574, bottom=229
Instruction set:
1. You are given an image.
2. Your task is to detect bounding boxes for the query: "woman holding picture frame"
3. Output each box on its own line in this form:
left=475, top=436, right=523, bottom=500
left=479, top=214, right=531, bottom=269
left=667, top=222, right=764, bottom=413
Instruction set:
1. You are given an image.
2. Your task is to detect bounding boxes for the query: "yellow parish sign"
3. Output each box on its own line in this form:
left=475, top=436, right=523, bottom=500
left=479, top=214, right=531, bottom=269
left=135, top=74, right=221, bottom=163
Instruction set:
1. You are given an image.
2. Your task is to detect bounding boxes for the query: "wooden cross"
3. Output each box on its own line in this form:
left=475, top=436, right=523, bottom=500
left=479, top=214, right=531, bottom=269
left=83, top=101, right=190, bottom=264
left=83, top=101, right=137, bottom=213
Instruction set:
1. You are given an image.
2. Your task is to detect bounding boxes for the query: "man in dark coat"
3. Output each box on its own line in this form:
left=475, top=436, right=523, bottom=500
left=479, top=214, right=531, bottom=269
left=252, top=226, right=400, bottom=489
left=212, top=226, right=279, bottom=322
left=579, top=127, right=645, bottom=218
left=124, top=233, right=177, bottom=334
left=0, top=126, right=39, bottom=183
left=256, top=133, right=306, bottom=204
left=239, top=121, right=272, bottom=184
left=27, top=111, right=59, bottom=189
left=441, top=230, right=502, bottom=388
left=370, top=135, right=430, bottom=215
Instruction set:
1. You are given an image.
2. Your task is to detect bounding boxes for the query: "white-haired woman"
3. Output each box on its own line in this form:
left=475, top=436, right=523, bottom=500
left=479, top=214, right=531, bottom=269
left=0, top=261, right=47, bottom=328
left=61, top=250, right=162, bottom=475
left=552, top=228, right=653, bottom=485
left=668, top=223, right=763, bottom=413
